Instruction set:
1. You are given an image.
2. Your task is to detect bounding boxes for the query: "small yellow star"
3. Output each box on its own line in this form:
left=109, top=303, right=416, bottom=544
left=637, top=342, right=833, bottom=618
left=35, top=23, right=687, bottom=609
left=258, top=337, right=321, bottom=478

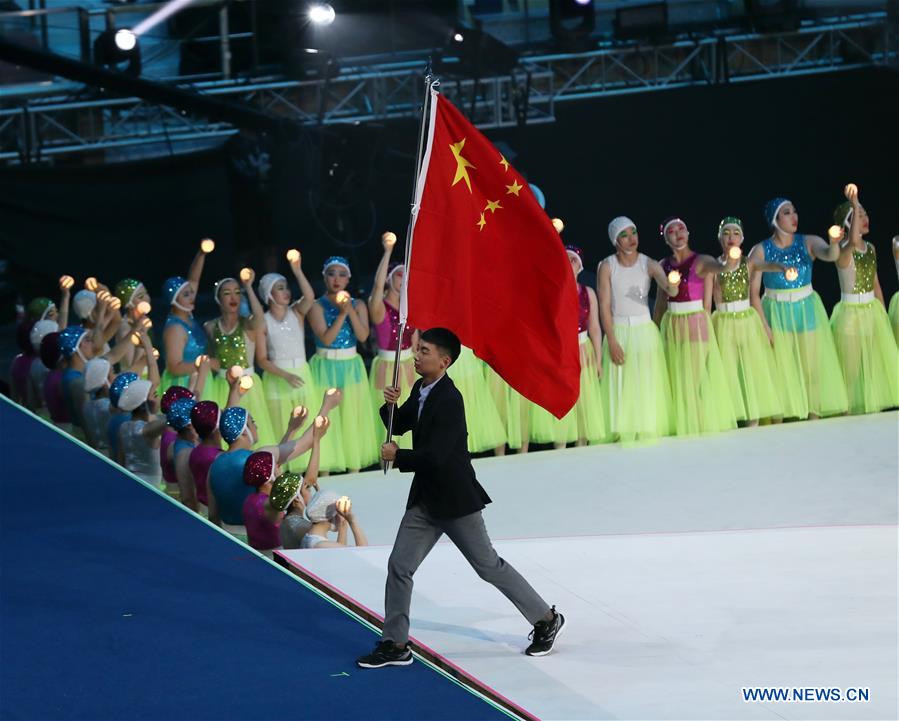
left=499, top=155, right=510, bottom=172
left=505, top=179, right=523, bottom=196
left=450, top=138, right=476, bottom=193
left=477, top=213, right=487, bottom=231
left=484, top=199, right=502, bottom=214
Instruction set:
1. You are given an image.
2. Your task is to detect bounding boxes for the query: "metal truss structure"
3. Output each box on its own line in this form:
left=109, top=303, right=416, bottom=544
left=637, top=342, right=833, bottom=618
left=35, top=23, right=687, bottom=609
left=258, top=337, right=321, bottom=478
left=0, top=12, right=894, bottom=164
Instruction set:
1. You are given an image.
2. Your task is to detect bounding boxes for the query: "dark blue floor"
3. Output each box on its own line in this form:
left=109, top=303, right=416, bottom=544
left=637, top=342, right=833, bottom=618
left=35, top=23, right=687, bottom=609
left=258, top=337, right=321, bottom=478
left=0, top=398, right=511, bottom=721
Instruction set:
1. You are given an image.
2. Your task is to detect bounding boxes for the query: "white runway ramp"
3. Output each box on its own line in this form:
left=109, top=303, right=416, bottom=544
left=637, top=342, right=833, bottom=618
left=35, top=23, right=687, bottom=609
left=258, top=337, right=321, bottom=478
left=280, top=413, right=898, bottom=721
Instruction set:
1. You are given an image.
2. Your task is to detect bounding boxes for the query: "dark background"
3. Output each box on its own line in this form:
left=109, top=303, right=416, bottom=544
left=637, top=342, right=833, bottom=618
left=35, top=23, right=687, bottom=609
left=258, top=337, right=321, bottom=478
left=1, top=67, right=897, bottom=319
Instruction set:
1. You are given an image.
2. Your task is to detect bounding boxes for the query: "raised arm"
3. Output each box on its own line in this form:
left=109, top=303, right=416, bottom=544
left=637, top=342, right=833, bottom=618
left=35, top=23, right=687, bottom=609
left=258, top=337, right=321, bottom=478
left=289, top=254, right=317, bottom=318
left=187, top=242, right=210, bottom=289
left=57, top=277, right=71, bottom=329
left=368, top=234, right=396, bottom=325
left=241, top=269, right=265, bottom=331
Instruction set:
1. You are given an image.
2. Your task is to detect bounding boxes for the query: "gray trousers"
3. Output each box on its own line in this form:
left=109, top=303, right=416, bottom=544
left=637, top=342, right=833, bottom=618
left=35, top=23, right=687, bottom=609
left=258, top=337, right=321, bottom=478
left=382, top=504, right=550, bottom=645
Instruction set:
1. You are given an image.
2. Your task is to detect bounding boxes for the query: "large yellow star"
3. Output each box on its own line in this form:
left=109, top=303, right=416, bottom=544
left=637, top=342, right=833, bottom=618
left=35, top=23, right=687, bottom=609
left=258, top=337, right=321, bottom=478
left=477, top=213, right=487, bottom=231
left=505, top=179, right=523, bottom=196
left=484, top=199, right=502, bottom=214
left=499, top=155, right=510, bottom=172
left=450, top=138, right=476, bottom=193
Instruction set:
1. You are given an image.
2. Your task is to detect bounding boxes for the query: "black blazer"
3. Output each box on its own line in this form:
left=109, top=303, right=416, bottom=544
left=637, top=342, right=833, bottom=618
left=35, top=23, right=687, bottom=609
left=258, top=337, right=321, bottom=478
left=380, top=375, right=491, bottom=520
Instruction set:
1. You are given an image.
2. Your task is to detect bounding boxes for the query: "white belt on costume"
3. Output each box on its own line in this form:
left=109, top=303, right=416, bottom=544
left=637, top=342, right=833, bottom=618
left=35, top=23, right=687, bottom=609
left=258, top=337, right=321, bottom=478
left=273, top=357, right=307, bottom=370
left=764, top=285, right=812, bottom=303
left=377, top=348, right=414, bottom=362
left=719, top=299, right=751, bottom=313
left=668, top=299, right=704, bottom=314
left=841, top=291, right=875, bottom=305
left=578, top=330, right=589, bottom=343
left=315, top=347, right=357, bottom=360
left=612, top=311, right=652, bottom=326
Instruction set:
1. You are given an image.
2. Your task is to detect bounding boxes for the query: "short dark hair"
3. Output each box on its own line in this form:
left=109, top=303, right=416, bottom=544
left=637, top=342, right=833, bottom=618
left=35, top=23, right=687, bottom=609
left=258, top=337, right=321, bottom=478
left=420, top=327, right=461, bottom=365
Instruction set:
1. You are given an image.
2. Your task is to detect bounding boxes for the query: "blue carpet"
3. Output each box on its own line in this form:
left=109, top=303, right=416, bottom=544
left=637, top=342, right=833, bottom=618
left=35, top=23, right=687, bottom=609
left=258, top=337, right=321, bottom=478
left=0, top=398, right=511, bottom=721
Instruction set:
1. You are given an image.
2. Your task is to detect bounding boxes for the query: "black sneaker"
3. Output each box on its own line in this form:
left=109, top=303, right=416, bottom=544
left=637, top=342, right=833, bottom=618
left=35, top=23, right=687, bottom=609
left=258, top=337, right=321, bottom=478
left=356, top=640, right=413, bottom=668
left=525, top=606, right=565, bottom=656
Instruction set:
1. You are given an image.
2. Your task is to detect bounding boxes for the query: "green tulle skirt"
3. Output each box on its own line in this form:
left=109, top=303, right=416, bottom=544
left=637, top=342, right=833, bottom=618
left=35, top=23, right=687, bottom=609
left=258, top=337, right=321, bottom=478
left=530, top=336, right=608, bottom=446
left=310, top=353, right=380, bottom=472
left=159, top=369, right=225, bottom=404
left=209, top=371, right=278, bottom=448
left=711, top=308, right=784, bottom=423
left=369, top=353, right=416, bottom=450
left=602, top=319, right=672, bottom=443
left=889, top=293, right=899, bottom=346
left=762, top=292, right=848, bottom=419
left=445, top=346, right=506, bottom=453
left=830, top=299, right=899, bottom=415
left=661, top=309, right=737, bottom=436
left=262, top=362, right=318, bottom=472
left=484, top=365, right=532, bottom=449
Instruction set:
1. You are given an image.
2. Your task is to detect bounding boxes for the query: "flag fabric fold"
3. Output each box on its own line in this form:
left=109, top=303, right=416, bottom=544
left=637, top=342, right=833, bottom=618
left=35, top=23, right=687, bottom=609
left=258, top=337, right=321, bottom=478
left=405, top=90, right=580, bottom=419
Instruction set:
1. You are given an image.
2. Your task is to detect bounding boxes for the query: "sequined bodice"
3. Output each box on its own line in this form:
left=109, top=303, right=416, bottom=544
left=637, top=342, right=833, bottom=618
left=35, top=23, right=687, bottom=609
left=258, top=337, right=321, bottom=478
left=164, top=315, right=208, bottom=364
left=719, top=257, right=749, bottom=303
left=264, top=309, right=306, bottom=362
left=212, top=318, right=249, bottom=369
left=314, top=296, right=358, bottom=349
left=577, top=284, right=590, bottom=333
left=608, top=253, right=651, bottom=317
left=763, top=235, right=811, bottom=290
left=662, top=253, right=703, bottom=302
left=837, top=243, right=877, bottom=294
left=373, top=301, right=415, bottom=351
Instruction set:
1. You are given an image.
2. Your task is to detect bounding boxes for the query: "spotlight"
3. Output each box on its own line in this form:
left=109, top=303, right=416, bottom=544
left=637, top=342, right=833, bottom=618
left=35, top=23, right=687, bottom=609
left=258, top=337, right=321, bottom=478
left=453, top=32, right=464, bottom=43
left=93, top=27, right=141, bottom=76
left=114, top=28, right=137, bottom=52
left=308, top=3, right=336, bottom=26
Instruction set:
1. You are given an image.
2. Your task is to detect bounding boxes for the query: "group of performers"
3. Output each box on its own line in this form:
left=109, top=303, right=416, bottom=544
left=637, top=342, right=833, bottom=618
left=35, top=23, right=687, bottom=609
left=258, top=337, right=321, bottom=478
left=10, top=187, right=899, bottom=487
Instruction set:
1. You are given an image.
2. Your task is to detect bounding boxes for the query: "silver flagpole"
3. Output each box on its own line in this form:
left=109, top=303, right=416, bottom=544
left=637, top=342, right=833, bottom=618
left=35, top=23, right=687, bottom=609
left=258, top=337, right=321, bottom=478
left=383, top=62, right=435, bottom=474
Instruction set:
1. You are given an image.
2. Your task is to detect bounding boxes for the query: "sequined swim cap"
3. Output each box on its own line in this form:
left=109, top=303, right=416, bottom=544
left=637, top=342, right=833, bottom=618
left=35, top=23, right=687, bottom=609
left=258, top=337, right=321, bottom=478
left=84, top=358, right=111, bottom=393
left=322, top=256, right=351, bottom=277
left=115, top=278, right=145, bottom=308
left=166, top=397, right=196, bottom=431
left=190, top=400, right=220, bottom=439
left=58, top=325, right=88, bottom=359
left=26, top=297, right=55, bottom=322
left=764, top=198, right=791, bottom=229
left=109, top=372, right=139, bottom=409
left=717, top=216, right=744, bottom=238
left=162, top=276, right=191, bottom=307
left=220, top=406, right=249, bottom=444
left=243, top=451, right=276, bottom=488
left=30, top=320, right=59, bottom=353
left=161, top=385, right=194, bottom=414
left=270, top=472, right=303, bottom=512
left=833, top=201, right=854, bottom=229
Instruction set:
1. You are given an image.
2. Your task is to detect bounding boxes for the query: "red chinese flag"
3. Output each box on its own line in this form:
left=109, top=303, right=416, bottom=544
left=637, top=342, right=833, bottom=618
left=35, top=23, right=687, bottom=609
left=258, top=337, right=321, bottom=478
left=406, top=93, right=580, bottom=419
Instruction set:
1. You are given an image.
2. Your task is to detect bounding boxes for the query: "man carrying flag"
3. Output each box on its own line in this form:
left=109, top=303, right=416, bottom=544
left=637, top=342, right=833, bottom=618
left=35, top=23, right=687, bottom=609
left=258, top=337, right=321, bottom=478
left=356, top=86, right=573, bottom=668
left=356, top=328, right=564, bottom=669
